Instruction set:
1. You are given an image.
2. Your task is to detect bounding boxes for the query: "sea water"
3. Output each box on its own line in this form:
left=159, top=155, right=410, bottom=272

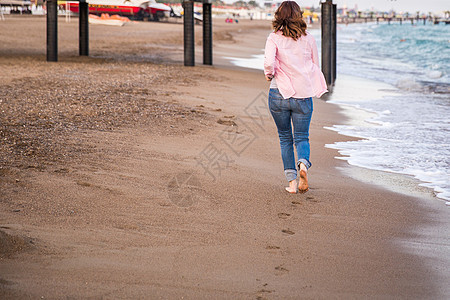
left=326, top=22, right=449, bottom=204
left=225, top=22, right=450, bottom=204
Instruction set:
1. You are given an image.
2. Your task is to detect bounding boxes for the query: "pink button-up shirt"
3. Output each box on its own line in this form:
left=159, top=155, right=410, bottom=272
left=264, top=31, right=328, bottom=99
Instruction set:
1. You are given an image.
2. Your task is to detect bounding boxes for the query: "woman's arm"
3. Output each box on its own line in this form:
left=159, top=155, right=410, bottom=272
left=264, top=35, right=277, bottom=80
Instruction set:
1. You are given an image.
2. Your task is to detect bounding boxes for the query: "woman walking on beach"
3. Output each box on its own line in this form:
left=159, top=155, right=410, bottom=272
left=264, top=1, right=328, bottom=193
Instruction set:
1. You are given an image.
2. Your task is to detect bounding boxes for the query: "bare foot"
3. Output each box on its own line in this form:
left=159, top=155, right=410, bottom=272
left=285, top=179, right=297, bottom=194
left=298, top=170, right=309, bottom=193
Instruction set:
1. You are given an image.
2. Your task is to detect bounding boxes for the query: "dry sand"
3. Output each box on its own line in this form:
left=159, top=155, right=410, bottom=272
left=0, top=16, right=449, bottom=299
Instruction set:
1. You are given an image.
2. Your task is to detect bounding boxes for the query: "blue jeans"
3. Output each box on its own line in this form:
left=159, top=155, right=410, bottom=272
left=268, top=88, right=313, bottom=182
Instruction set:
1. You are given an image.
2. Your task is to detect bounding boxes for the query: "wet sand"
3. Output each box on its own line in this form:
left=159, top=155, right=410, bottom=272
left=1, top=16, right=449, bottom=299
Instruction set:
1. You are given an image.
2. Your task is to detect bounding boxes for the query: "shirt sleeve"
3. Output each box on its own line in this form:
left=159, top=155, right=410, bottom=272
left=309, top=35, right=320, bottom=67
left=264, top=35, right=277, bottom=76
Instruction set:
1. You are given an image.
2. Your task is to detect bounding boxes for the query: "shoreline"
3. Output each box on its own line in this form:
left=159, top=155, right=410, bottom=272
left=324, top=74, right=448, bottom=202
left=1, top=16, right=449, bottom=298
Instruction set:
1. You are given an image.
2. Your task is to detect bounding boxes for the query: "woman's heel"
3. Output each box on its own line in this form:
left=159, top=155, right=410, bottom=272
left=298, top=170, right=309, bottom=193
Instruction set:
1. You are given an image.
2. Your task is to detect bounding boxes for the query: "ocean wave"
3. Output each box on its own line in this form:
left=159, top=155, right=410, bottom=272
left=337, top=23, right=450, bottom=96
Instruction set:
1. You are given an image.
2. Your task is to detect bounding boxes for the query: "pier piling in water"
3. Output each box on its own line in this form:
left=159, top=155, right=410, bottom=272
left=321, top=0, right=337, bottom=88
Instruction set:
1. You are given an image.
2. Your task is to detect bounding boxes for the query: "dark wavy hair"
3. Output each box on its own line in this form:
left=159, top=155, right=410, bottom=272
left=272, top=1, right=307, bottom=40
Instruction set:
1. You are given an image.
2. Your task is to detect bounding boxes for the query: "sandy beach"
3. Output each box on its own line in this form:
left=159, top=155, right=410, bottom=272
left=1, top=16, right=449, bottom=299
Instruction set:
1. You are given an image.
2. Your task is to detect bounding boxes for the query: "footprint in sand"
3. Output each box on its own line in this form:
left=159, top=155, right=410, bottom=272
left=76, top=181, right=91, bottom=187
left=217, top=118, right=237, bottom=126
left=277, top=212, right=291, bottom=219
left=281, top=229, right=295, bottom=235
left=266, top=245, right=281, bottom=250
left=256, top=283, right=274, bottom=299
left=265, top=245, right=281, bottom=255
left=306, top=196, right=319, bottom=203
left=291, top=200, right=301, bottom=205
left=275, top=265, right=289, bottom=275
left=257, top=289, right=274, bottom=293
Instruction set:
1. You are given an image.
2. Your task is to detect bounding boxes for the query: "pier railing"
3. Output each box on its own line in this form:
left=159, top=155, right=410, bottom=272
left=338, top=15, right=450, bottom=25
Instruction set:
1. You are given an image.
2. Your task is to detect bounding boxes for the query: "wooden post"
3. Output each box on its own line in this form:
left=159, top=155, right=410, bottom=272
left=332, top=2, right=336, bottom=84
left=321, top=1, right=331, bottom=86
left=79, top=0, right=89, bottom=56
left=321, top=0, right=336, bottom=88
left=46, top=0, right=58, bottom=61
left=203, top=2, right=212, bottom=65
left=183, top=0, right=195, bottom=66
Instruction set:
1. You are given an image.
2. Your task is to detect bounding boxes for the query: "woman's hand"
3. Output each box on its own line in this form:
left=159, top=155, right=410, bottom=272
left=265, top=75, right=273, bottom=81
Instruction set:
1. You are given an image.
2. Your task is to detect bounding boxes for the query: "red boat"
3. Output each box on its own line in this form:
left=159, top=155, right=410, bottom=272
left=67, top=0, right=172, bottom=21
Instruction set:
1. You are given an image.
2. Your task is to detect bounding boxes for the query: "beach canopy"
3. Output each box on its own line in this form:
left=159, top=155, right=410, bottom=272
left=303, top=9, right=319, bottom=18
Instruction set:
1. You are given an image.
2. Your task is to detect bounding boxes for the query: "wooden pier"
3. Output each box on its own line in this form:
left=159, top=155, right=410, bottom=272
left=339, top=14, right=450, bottom=26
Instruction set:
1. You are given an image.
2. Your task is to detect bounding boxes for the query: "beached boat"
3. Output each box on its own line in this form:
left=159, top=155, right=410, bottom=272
left=67, top=0, right=171, bottom=21
left=88, top=13, right=131, bottom=26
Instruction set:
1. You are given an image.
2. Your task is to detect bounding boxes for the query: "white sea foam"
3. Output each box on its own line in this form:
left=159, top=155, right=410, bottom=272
left=427, top=70, right=443, bottom=79
left=396, top=77, right=423, bottom=91
left=223, top=54, right=264, bottom=70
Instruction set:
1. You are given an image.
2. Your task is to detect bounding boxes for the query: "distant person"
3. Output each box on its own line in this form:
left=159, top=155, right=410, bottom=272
left=264, top=1, right=327, bottom=194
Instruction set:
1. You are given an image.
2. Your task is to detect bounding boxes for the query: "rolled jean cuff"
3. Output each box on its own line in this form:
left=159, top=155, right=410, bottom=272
left=297, top=159, right=312, bottom=170
left=285, top=169, right=297, bottom=182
